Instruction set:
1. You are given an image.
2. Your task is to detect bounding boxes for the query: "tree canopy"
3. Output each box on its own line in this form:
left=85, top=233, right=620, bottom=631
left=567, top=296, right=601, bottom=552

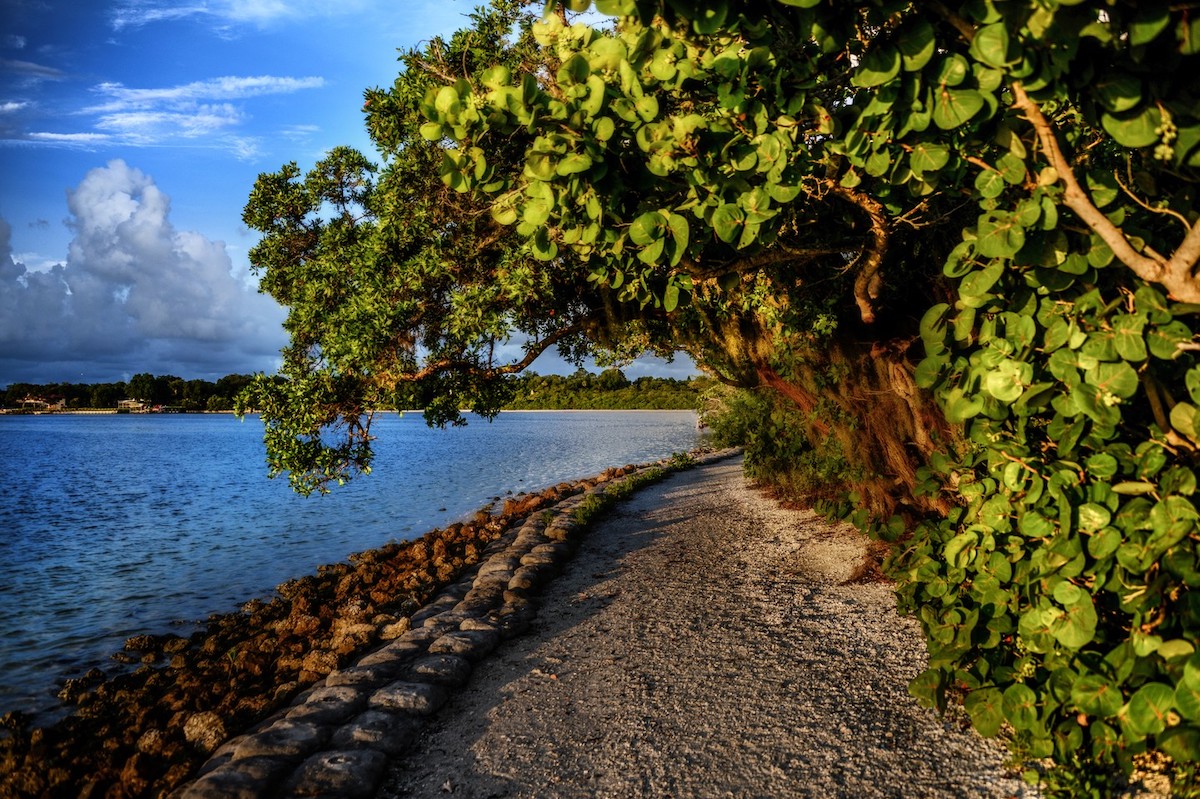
left=242, top=0, right=1200, bottom=791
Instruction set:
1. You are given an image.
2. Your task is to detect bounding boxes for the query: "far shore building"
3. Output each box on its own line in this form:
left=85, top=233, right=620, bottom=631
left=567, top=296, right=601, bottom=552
left=117, top=399, right=147, bottom=411
left=18, top=396, right=65, bottom=411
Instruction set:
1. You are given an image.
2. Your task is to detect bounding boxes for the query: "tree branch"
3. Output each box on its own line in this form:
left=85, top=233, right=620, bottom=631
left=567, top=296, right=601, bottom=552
left=398, top=324, right=581, bottom=383
left=1011, top=82, right=1200, bottom=302
left=824, top=181, right=890, bottom=324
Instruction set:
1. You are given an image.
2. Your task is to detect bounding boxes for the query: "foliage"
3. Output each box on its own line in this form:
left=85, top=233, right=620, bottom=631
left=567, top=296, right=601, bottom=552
left=505, top=369, right=703, bottom=409
left=1, top=374, right=255, bottom=411
left=248, top=0, right=1200, bottom=790
left=701, top=382, right=856, bottom=507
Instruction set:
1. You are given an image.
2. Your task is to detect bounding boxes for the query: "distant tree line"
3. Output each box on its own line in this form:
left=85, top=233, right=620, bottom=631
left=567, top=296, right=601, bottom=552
left=1, top=373, right=255, bottom=412
left=504, top=368, right=705, bottom=410
left=2, top=369, right=703, bottom=413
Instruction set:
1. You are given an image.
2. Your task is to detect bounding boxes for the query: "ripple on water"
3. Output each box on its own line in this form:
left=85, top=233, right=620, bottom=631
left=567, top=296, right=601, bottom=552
left=0, top=410, right=704, bottom=720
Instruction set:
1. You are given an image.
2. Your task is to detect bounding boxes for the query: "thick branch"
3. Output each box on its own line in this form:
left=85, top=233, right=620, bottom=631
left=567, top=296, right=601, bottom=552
left=399, top=324, right=581, bottom=383
left=1011, top=82, right=1200, bottom=302
left=825, top=181, right=890, bottom=323
left=925, top=0, right=976, bottom=42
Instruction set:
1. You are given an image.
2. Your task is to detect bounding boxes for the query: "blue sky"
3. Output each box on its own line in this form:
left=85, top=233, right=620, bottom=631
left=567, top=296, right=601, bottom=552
left=0, top=0, right=694, bottom=387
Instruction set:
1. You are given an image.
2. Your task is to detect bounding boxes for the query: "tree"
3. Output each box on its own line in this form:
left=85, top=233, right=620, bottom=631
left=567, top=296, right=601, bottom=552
left=243, top=0, right=1200, bottom=791
left=126, top=373, right=156, bottom=404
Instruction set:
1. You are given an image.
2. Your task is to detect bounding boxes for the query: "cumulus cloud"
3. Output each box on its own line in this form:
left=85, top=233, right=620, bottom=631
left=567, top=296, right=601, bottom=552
left=0, top=160, right=286, bottom=384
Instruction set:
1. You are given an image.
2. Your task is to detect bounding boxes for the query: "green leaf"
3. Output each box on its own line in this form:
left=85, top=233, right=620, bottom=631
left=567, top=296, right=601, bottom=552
left=434, top=85, right=461, bottom=117
left=965, top=688, right=1004, bottom=736
left=898, top=20, right=936, bottom=72
left=556, top=153, right=593, bottom=176
left=976, top=213, right=1026, bottom=258
left=1159, top=726, right=1200, bottom=764
left=629, top=211, right=663, bottom=246
left=1072, top=674, right=1124, bottom=717
left=910, top=142, right=950, bottom=175
left=970, top=23, right=1015, bottom=68
left=975, top=169, right=1006, bottom=199
left=984, top=361, right=1028, bottom=402
left=635, top=95, right=659, bottom=122
left=1130, top=6, right=1172, bottom=46
left=1147, top=320, right=1191, bottom=359
left=959, top=260, right=1004, bottom=299
left=934, top=54, right=970, bottom=87
left=1101, top=105, right=1162, bottom=148
left=1126, top=682, right=1176, bottom=736
left=667, top=213, right=689, bottom=265
left=996, top=153, right=1025, bottom=184
left=943, top=387, right=983, bottom=422
left=1177, top=679, right=1200, bottom=721
left=1087, top=526, right=1121, bottom=558
left=1077, top=503, right=1112, bottom=533
left=712, top=204, right=745, bottom=244
left=1113, top=313, right=1148, bottom=361
left=1171, top=402, right=1198, bottom=440
left=663, top=281, right=681, bottom=312
left=1003, top=683, right=1039, bottom=730
left=933, top=88, right=985, bottom=130
left=852, top=45, right=901, bottom=87
left=1094, top=73, right=1143, bottom=113
left=419, top=121, right=445, bottom=141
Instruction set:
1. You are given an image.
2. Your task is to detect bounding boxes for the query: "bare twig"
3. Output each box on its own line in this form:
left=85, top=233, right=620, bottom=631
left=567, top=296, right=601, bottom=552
left=1113, top=167, right=1192, bottom=234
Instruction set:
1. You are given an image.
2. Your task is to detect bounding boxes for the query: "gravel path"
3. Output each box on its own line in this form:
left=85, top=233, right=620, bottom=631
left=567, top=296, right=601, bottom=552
left=376, top=456, right=1034, bottom=799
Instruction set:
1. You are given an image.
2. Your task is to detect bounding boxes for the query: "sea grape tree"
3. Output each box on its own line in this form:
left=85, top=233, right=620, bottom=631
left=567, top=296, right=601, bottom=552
left=243, top=0, right=1200, bottom=791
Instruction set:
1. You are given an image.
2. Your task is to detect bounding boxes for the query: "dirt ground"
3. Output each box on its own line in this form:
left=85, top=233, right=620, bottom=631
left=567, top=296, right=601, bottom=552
left=375, top=456, right=1036, bottom=799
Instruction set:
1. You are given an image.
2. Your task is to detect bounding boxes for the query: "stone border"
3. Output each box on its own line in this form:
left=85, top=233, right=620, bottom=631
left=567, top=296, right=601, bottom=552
left=172, top=449, right=739, bottom=798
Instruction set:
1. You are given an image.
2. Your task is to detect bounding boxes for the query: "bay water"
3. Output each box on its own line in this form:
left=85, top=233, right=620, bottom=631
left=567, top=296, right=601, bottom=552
left=0, top=410, right=702, bottom=719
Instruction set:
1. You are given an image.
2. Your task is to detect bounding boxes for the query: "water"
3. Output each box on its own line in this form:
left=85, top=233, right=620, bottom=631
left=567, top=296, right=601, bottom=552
left=0, top=410, right=701, bottom=719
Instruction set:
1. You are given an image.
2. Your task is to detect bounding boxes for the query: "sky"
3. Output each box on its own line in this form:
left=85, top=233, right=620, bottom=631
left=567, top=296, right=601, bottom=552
left=0, top=0, right=695, bottom=387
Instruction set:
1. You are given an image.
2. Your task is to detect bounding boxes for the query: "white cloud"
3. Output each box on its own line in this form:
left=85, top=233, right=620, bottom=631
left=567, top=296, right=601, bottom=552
left=111, top=0, right=371, bottom=30
left=10, top=74, right=323, bottom=149
left=0, top=161, right=287, bottom=384
left=28, top=132, right=113, bottom=144
left=3, top=35, right=27, bottom=50
left=93, top=103, right=244, bottom=139
left=85, top=75, right=325, bottom=113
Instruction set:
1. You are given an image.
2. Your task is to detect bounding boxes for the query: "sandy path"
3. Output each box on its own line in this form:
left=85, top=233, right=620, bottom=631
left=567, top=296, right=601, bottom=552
left=375, top=456, right=1034, bottom=799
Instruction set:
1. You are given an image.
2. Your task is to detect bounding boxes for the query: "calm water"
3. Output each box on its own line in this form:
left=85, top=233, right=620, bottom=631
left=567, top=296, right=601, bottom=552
left=0, top=410, right=701, bottom=719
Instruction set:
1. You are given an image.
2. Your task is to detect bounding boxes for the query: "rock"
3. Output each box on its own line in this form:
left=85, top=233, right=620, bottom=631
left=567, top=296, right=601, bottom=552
left=369, top=681, right=447, bottom=715
left=428, top=629, right=499, bottom=662
left=330, top=710, right=423, bottom=755
left=406, top=654, right=472, bottom=688
left=282, top=748, right=388, bottom=798
left=299, top=649, right=339, bottom=677
left=135, top=728, right=167, bottom=756
left=285, top=685, right=368, bottom=725
left=183, top=711, right=227, bottom=754
left=231, top=719, right=325, bottom=761
left=378, top=617, right=411, bottom=640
